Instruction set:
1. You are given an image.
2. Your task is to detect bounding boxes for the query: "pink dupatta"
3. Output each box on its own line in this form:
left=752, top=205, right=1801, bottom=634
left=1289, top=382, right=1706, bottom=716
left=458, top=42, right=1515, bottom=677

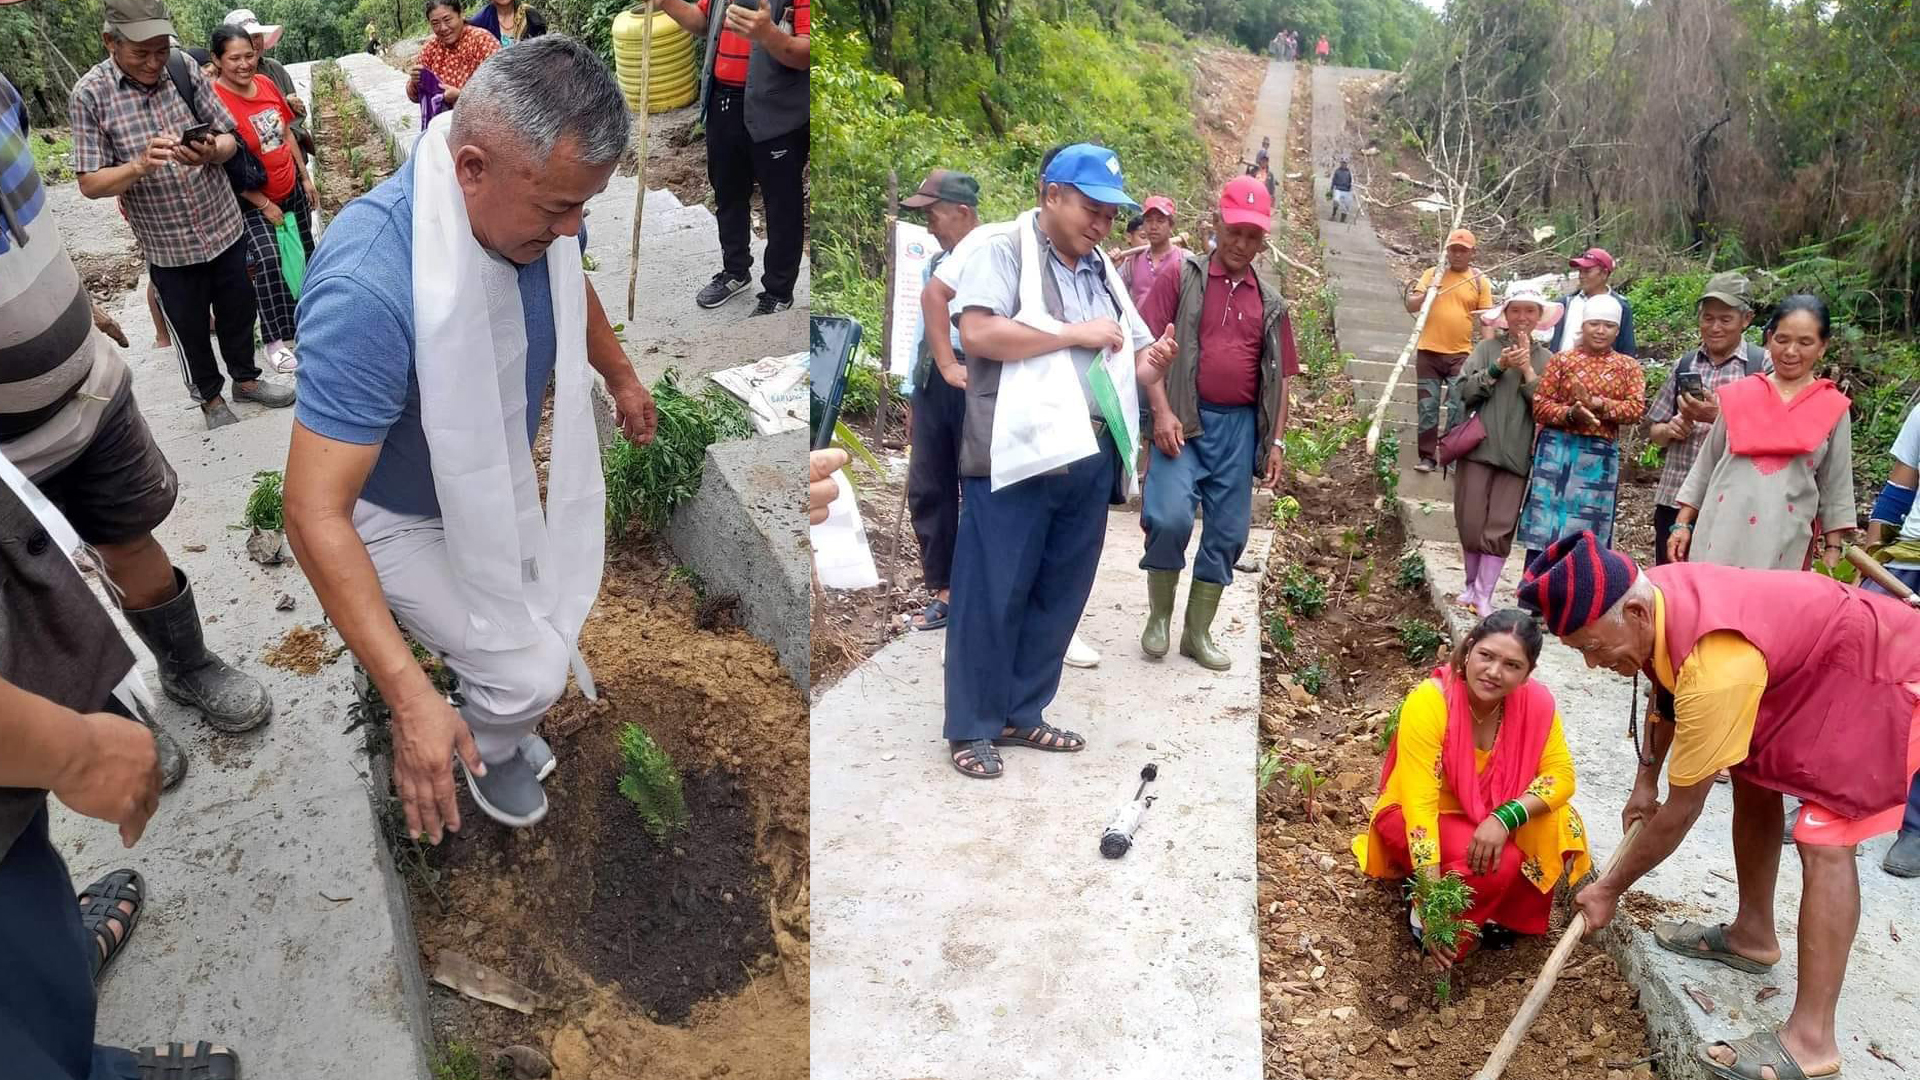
left=1718, top=374, right=1851, bottom=477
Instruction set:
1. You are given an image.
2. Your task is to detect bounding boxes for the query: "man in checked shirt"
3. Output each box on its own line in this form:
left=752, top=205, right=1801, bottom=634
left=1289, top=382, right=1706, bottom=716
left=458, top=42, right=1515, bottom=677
left=70, top=0, right=295, bottom=430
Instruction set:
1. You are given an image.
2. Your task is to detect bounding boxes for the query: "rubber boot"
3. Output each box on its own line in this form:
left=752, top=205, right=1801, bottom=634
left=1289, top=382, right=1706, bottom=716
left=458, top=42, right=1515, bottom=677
left=1884, top=831, right=1920, bottom=878
left=123, top=568, right=273, bottom=733
left=1475, top=555, right=1505, bottom=618
left=1141, top=570, right=1179, bottom=658
left=1457, top=551, right=1484, bottom=610
left=1179, top=580, right=1232, bottom=671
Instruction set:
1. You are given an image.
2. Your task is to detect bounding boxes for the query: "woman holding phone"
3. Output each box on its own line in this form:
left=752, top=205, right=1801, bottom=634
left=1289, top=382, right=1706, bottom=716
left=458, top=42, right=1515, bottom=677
left=1666, top=295, right=1855, bottom=570
left=209, top=23, right=315, bottom=374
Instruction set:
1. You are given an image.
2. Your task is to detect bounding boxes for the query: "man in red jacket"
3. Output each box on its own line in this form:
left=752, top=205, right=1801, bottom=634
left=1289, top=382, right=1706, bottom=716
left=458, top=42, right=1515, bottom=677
left=1519, top=531, right=1920, bottom=1080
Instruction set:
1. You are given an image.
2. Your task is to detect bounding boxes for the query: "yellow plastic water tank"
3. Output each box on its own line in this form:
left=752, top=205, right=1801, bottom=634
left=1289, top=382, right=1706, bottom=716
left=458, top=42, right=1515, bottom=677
left=612, top=9, right=699, bottom=114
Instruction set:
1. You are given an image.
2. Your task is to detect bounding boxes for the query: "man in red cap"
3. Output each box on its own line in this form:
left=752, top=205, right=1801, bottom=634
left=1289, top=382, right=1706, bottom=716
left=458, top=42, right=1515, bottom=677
left=1121, top=194, right=1184, bottom=312
left=1133, top=175, right=1298, bottom=670
left=1519, top=531, right=1920, bottom=1080
left=1405, top=229, right=1494, bottom=471
left=1549, top=247, right=1636, bottom=357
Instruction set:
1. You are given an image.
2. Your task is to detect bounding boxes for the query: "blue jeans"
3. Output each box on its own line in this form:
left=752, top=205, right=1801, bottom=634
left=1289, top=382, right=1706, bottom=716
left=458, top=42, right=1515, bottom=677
left=0, top=806, right=139, bottom=1080
left=944, top=437, right=1114, bottom=742
left=1860, top=568, right=1920, bottom=836
left=1140, top=404, right=1257, bottom=586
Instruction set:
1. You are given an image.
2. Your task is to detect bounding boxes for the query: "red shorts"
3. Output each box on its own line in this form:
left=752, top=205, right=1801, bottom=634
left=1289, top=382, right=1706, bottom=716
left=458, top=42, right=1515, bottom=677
left=1792, top=688, right=1920, bottom=847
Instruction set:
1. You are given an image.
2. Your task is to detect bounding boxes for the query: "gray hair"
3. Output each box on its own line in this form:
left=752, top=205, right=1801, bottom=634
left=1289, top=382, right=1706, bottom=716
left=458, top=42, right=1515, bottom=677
left=448, top=34, right=630, bottom=167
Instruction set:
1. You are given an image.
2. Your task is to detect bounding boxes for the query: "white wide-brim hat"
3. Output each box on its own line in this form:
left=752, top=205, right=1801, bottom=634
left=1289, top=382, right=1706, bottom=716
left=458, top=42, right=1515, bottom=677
left=225, top=9, right=283, bottom=51
left=1481, top=288, right=1564, bottom=330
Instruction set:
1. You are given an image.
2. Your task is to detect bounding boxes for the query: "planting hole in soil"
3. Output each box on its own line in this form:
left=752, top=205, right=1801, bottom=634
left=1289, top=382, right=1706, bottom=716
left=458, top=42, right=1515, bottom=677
left=379, top=544, right=807, bottom=1078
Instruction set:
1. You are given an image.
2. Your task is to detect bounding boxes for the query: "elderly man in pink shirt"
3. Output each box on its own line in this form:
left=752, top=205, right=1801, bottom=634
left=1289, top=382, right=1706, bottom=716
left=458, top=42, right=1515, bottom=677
left=1121, top=194, right=1184, bottom=310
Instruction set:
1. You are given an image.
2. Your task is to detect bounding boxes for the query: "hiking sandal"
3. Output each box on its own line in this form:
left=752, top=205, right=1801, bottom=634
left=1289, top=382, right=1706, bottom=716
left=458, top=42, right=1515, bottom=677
left=79, top=868, right=144, bottom=984
left=1654, top=920, right=1777, bottom=974
left=909, top=598, right=950, bottom=631
left=994, top=722, right=1086, bottom=752
left=950, top=739, right=1003, bottom=779
left=1697, top=1029, right=1836, bottom=1080
left=136, top=1042, right=240, bottom=1079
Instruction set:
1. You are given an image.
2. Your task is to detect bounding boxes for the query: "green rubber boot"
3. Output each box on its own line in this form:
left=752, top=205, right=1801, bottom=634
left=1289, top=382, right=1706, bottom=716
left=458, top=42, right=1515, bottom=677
left=1179, top=580, right=1232, bottom=671
left=1141, top=570, right=1180, bottom=658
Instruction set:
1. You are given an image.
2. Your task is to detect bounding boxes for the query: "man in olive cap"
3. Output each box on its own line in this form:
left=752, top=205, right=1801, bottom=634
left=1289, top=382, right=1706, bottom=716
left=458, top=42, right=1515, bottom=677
left=899, top=169, right=981, bottom=633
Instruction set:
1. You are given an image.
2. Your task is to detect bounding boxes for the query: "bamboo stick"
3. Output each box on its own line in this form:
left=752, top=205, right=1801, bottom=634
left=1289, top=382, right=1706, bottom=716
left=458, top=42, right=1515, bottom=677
left=624, top=5, right=655, bottom=321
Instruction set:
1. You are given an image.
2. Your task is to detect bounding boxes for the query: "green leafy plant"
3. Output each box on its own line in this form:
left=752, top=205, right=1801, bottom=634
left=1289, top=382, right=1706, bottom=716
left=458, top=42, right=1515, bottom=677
left=1266, top=614, right=1296, bottom=654
left=1287, top=762, right=1330, bottom=822
left=1257, top=747, right=1286, bottom=792
left=1375, top=428, right=1401, bottom=503
left=1281, top=567, right=1329, bottom=617
left=1399, top=618, right=1447, bottom=662
left=666, top=564, right=707, bottom=597
left=1396, top=553, right=1428, bottom=591
left=616, top=722, right=689, bottom=843
left=29, top=131, right=72, bottom=184
left=1406, top=871, right=1477, bottom=1002
left=1295, top=660, right=1329, bottom=697
left=580, top=252, right=599, bottom=272
left=1284, top=418, right=1361, bottom=476
left=1270, top=494, right=1302, bottom=525
left=1375, top=703, right=1404, bottom=753
left=428, top=1041, right=501, bottom=1080
left=242, top=470, right=284, bottom=531
left=1354, top=555, right=1378, bottom=599
left=603, top=369, right=754, bottom=535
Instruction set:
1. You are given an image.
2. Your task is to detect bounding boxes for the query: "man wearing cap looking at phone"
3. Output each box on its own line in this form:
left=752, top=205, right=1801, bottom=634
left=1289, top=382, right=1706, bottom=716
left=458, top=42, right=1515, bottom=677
left=1132, top=175, right=1297, bottom=671
left=1548, top=247, right=1636, bottom=357
left=1120, top=194, right=1183, bottom=311
left=898, top=169, right=980, bottom=633
left=939, top=143, right=1178, bottom=779
left=1521, top=531, right=1920, bottom=1080
left=1405, top=229, right=1494, bottom=472
left=71, top=0, right=295, bottom=430
left=1645, top=272, right=1767, bottom=565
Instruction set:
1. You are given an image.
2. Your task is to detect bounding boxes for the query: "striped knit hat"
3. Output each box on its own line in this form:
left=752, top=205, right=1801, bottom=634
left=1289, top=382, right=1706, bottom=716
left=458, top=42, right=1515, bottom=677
left=1517, top=532, right=1640, bottom=636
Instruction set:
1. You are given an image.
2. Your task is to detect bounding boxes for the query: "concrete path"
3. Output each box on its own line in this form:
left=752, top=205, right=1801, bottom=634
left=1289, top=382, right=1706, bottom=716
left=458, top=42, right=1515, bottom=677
left=1306, top=64, right=1455, bottom=538
left=44, top=64, right=428, bottom=1074
left=1411, top=544, right=1920, bottom=1079
left=811, top=517, right=1270, bottom=1079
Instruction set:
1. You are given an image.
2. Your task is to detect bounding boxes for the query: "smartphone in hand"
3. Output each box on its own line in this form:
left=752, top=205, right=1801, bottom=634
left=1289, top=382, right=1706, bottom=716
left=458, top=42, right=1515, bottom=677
left=1675, top=371, right=1706, bottom=400
left=179, top=122, right=215, bottom=147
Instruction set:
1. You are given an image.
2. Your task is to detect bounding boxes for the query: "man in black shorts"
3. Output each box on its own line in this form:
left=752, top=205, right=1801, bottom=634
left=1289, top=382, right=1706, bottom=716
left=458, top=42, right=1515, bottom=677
left=1, top=69, right=273, bottom=788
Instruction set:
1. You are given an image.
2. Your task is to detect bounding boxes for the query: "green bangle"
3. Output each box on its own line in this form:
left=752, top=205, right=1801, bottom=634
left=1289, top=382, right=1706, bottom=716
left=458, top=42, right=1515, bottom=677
left=1493, top=800, right=1529, bottom=830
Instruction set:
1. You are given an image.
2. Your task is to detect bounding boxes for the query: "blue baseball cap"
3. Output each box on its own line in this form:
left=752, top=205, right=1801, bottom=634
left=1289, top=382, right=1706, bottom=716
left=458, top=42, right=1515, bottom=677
left=1041, top=143, right=1140, bottom=212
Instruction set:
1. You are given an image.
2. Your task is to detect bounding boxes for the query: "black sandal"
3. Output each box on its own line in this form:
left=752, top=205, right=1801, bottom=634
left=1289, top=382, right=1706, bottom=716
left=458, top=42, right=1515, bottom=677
left=994, top=722, right=1086, bottom=752
left=909, top=598, right=950, bottom=631
left=950, top=739, right=1004, bottom=779
left=79, top=867, right=144, bottom=984
left=136, top=1041, right=239, bottom=1079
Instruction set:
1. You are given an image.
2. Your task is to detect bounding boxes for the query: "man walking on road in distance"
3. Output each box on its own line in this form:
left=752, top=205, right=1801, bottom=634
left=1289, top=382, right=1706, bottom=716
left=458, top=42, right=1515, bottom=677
left=71, top=0, right=295, bottom=430
left=1121, top=195, right=1183, bottom=312
left=651, top=0, right=808, bottom=317
left=1328, top=156, right=1354, bottom=222
left=899, top=169, right=980, bottom=633
left=1134, top=176, right=1297, bottom=671
left=1549, top=247, right=1636, bottom=357
left=1522, top=531, right=1920, bottom=1080
left=1644, top=272, right=1766, bottom=565
left=1406, top=228, right=1493, bottom=472
left=939, top=144, right=1177, bottom=779
left=287, top=39, right=656, bottom=840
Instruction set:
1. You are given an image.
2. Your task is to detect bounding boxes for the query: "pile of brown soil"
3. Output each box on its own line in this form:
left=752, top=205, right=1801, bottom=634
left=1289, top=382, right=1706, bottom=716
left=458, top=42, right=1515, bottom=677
left=397, top=542, right=807, bottom=1078
left=261, top=624, right=330, bottom=675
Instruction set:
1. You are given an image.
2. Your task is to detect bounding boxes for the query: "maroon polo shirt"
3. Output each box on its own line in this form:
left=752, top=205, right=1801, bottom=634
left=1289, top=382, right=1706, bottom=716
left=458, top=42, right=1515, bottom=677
left=1138, top=255, right=1300, bottom=407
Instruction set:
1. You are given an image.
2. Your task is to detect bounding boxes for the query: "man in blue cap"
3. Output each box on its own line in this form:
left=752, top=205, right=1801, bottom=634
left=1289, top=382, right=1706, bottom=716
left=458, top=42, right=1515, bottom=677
left=939, top=143, right=1178, bottom=780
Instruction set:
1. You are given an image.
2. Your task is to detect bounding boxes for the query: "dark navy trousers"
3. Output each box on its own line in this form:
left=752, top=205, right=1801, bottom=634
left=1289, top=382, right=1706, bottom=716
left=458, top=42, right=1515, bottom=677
left=1139, top=403, right=1257, bottom=586
left=907, top=371, right=968, bottom=593
left=944, top=436, right=1114, bottom=742
left=0, top=806, right=138, bottom=1080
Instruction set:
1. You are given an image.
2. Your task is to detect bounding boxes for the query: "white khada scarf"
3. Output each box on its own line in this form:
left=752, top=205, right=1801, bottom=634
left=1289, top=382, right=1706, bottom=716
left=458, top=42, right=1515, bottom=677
left=411, top=111, right=603, bottom=697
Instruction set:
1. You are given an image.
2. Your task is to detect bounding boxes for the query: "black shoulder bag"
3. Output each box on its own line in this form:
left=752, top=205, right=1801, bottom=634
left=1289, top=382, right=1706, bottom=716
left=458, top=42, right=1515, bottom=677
left=165, top=50, right=268, bottom=195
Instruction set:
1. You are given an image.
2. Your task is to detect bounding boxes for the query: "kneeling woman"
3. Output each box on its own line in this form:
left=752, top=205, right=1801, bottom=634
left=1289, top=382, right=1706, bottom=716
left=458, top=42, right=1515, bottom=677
left=1350, top=610, right=1592, bottom=965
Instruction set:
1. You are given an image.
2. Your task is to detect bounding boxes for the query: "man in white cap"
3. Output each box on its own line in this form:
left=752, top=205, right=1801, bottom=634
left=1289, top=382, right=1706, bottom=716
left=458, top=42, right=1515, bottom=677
left=224, top=8, right=310, bottom=154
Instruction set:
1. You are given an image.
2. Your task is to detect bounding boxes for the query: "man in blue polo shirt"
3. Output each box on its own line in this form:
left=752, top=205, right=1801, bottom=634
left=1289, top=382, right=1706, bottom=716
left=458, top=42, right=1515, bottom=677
left=285, top=38, right=655, bottom=842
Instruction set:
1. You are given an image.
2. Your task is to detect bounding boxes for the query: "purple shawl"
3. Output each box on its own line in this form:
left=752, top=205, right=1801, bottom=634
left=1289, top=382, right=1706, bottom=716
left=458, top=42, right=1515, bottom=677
left=418, top=68, right=447, bottom=129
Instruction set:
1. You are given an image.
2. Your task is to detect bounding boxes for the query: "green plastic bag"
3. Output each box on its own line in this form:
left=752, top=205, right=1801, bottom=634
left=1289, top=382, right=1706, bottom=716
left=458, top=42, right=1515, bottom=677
left=275, top=213, right=307, bottom=299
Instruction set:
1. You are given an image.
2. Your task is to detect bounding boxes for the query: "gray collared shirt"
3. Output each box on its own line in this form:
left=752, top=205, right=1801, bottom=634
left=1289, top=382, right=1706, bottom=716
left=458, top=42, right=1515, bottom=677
left=947, top=217, right=1152, bottom=416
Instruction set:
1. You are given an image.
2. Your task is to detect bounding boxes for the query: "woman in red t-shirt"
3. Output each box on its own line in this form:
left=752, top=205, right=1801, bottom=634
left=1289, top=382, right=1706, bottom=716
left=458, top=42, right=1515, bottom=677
left=210, top=24, right=316, bottom=373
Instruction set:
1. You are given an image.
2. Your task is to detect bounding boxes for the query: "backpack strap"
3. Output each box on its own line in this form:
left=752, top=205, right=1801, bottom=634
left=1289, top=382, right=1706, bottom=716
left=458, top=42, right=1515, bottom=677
left=165, top=50, right=205, bottom=125
left=1742, top=341, right=1768, bottom=376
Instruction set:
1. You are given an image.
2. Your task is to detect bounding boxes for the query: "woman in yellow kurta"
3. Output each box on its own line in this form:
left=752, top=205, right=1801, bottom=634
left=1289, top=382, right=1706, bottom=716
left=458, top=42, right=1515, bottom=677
left=1352, top=609, right=1592, bottom=964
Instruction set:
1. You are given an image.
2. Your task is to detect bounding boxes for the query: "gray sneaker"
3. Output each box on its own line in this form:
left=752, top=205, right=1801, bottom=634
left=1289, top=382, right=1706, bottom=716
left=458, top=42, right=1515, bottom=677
left=1885, top=832, right=1920, bottom=878
left=519, top=734, right=556, bottom=783
left=460, top=752, right=548, bottom=828
left=233, top=379, right=295, bottom=408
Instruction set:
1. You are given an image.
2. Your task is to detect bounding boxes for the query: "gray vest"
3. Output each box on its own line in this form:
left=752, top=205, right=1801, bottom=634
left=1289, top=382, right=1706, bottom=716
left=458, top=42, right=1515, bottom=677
left=700, top=0, right=808, bottom=143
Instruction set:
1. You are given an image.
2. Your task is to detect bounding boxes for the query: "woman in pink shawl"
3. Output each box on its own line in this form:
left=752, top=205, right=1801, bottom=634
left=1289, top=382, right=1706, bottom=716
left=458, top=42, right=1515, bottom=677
left=1667, top=294, right=1855, bottom=571
left=1352, top=610, right=1593, bottom=967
